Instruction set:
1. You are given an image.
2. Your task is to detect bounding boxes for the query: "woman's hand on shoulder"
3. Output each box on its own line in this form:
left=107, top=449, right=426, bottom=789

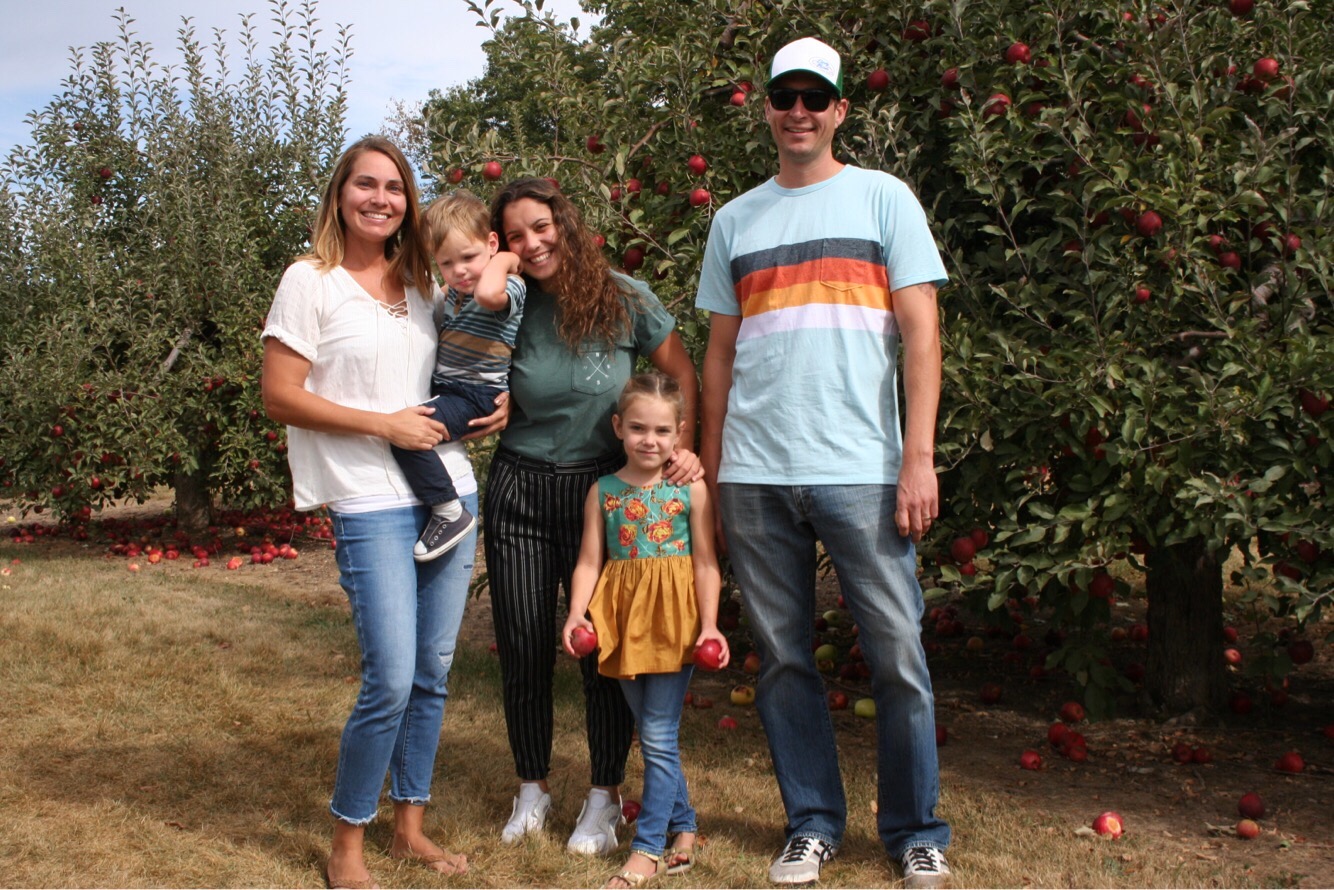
left=664, top=447, right=703, bottom=486
left=462, top=391, right=510, bottom=440
left=384, top=405, right=447, bottom=450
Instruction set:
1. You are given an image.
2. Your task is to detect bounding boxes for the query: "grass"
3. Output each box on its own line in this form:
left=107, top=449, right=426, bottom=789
left=0, top=545, right=1286, bottom=888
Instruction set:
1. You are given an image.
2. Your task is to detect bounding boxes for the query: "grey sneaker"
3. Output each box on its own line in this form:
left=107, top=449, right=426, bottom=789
left=413, top=507, right=476, bottom=562
left=566, top=789, right=624, bottom=855
left=768, top=835, right=834, bottom=884
left=500, top=782, right=551, bottom=844
left=901, top=845, right=951, bottom=889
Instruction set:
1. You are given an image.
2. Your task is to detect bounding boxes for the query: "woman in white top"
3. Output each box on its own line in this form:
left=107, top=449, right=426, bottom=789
left=262, top=136, right=504, bottom=889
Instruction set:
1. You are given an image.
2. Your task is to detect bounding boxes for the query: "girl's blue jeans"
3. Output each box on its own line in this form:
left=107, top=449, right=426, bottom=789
left=326, top=495, right=477, bottom=824
left=618, top=665, right=698, bottom=858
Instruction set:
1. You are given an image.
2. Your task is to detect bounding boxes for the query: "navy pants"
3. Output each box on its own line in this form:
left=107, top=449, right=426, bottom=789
left=390, top=380, right=501, bottom=506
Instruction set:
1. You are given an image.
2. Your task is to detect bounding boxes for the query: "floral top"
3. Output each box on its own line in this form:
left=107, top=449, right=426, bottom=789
left=600, top=478, right=692, bottom=559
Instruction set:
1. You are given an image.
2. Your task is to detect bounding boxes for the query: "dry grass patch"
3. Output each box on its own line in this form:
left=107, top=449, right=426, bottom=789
left=0, top=546, right=1317, bottom=887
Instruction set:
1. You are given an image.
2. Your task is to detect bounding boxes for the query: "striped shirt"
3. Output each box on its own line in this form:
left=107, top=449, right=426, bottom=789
left=695, top=166, right=947, bottom=485
left=431, top=274, right=527, bottom=390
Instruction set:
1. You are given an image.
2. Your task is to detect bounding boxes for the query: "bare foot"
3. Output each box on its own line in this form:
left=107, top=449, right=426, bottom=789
left=324, top=851, right=377, bottom=890
left=389, top=837, right=468, bottom=876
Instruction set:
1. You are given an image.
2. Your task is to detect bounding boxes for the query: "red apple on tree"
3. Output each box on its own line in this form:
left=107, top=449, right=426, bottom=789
left=950, top=536, right=976, bottom=564
left=586, top=134, right=606, bottom=154
left=689, top=188, right=711, bottom=208
left=687, top=153, right=708, bottom=175
left=1229, top=0, right=1254, bottom=16
left=867, top=68, right=890, bottom=91
left=1136, top=210, right=1163, bottom=237
left=902, top=20, right=931, bottom=42
left=1253, top=57, right=1280, bottom=82
left=447, top=168, right=464, bottom=184
left=1005, top=42, right=1031, bottom=65
left=983, top=93, right=1011, bottom=117
left=622, top=246, right=645, bottom=273
left=482, top=160, right=503, bottom=181
left=941, top=67, right=960, bottom=89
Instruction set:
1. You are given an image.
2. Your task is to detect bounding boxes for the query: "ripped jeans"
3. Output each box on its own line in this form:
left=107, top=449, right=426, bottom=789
left=327, top=495, right=477, bottom=824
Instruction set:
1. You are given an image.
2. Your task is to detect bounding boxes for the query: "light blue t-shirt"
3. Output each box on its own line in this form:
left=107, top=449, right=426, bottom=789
left=695, top=165, right=948, bottom=485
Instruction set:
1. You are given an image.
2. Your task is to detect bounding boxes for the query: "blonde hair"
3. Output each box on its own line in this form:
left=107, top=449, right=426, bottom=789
left=423, top=189, right=491, bottom=253
left=302, top=136, right=433, bottom=295
left=491, top=177, right=638, bottom=349
left=616, top=372, right=685, bottom=425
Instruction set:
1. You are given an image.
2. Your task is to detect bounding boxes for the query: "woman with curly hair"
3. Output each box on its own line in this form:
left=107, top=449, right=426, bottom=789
left=484, top=177, right=701, bottom=856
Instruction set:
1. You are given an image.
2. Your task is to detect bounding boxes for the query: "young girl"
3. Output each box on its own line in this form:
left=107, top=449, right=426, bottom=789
left=562, top=372, right=729, bottom=889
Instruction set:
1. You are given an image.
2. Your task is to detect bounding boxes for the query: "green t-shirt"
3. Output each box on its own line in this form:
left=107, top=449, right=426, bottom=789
left=501, top=272, right=675, bottom=461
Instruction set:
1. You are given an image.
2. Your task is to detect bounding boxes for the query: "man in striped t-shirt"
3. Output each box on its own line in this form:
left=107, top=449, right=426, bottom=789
left=696, top=36, right=953, bottom=890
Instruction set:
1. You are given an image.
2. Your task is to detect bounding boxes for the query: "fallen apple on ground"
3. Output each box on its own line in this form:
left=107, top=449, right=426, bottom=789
left=1092, top=811, right=1124, bottom=839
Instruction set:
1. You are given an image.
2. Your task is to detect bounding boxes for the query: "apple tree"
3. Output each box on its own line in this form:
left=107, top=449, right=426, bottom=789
left=416, top=0, right=1330, bottom=717
left=0, top=3, right=349, bottom=536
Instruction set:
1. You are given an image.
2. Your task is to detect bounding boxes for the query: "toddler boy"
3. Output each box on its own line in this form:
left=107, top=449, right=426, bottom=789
left=393, top=189, right=525, bottom=561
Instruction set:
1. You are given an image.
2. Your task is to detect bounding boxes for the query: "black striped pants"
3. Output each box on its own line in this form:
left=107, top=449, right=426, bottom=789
left=483, top=446, right=634, bottom=785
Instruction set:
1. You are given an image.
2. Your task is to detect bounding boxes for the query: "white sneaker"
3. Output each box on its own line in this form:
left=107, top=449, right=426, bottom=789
left=769, top=835, right=835, bottom=884
left=566, top=788, right=624, bottom=855
left=501, top=782, right=551, bottom=844
left=901, top=845, right=952, bottom=889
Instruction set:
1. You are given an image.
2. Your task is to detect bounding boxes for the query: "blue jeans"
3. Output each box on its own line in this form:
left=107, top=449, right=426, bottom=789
left=619, top=667, right=698, bottom=858
left=326, top=495, right=478, bottom=824
left=718, top=484, right=950, bottom=858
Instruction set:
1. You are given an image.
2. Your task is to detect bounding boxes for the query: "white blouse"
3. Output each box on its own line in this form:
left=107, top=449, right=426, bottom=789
left=263, top=260, right=476, bottom=512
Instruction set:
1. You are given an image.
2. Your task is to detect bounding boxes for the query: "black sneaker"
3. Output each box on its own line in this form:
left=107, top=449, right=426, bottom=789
left=901, top=845, right=951, bottom=889
left=413, top=507, right=476, bottom=562
left=768, top=835, right=834, bottom=884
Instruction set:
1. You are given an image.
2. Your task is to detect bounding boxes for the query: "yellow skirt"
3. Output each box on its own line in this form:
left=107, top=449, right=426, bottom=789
left=587, top=554, right=700, bottom=679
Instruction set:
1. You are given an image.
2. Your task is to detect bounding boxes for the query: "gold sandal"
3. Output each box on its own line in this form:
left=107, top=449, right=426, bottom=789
left=603, top=854, right=666, bottom=888
left=665, top=846, right=695, bottom=876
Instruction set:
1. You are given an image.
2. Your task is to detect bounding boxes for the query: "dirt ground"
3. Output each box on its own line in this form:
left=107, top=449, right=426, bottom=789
left=7, top=496, right=1333, bottom=887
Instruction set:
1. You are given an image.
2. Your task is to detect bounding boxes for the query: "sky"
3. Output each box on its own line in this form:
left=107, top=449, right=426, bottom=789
left=0, top=0, right=590, bottom=160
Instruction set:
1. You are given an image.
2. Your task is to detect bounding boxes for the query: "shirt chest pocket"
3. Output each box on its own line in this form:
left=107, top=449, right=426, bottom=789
left=572, top=346, right=618, bottom=395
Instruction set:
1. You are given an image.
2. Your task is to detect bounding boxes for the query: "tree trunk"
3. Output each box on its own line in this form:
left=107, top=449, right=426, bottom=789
left=1145, top=537, right=1226, bottom=715
left=174, top=467, right=212, bottom=541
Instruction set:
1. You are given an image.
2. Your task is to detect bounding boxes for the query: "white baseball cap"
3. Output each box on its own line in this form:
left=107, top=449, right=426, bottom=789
left=767, top=37, right=843, bottom=96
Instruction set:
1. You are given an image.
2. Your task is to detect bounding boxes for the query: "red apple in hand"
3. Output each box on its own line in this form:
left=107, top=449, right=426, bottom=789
left=570, top=626, right=598, bottom=657
left=693, top=638, right=725, bottom=671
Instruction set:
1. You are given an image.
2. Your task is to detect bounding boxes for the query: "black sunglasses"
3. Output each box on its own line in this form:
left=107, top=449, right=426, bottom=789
left=767, top=87, right=837, bottom=112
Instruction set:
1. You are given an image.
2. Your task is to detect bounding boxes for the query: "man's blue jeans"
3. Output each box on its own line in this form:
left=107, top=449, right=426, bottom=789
left=326, top=495, right=477, bottom=824
left=718, top=483, right=950, bottom=858
left=619, top=666, right=698, bottom=858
